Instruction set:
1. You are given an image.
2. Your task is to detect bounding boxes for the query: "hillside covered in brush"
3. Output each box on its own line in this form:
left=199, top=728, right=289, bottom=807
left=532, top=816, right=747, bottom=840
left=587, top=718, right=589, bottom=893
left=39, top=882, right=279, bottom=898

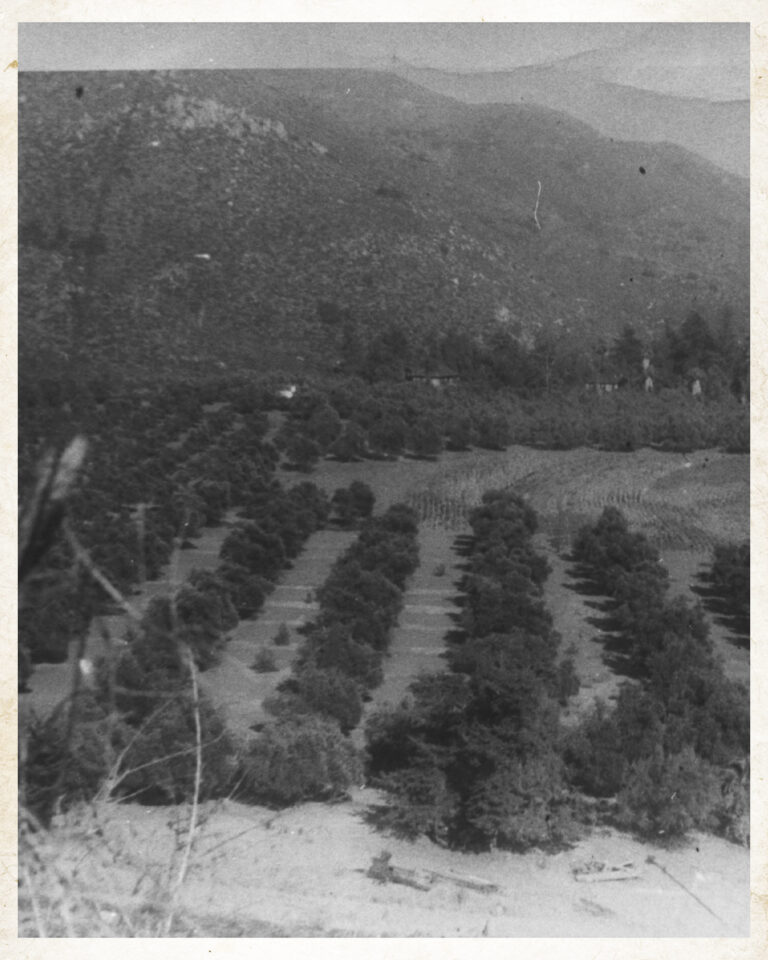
left=19, top=69, right=748, bottom=382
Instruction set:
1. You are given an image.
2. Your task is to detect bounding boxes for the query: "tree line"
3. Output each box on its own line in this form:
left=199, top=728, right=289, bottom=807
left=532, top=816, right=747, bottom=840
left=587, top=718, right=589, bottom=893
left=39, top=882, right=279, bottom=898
left=343, top=308, right=747, bottom=401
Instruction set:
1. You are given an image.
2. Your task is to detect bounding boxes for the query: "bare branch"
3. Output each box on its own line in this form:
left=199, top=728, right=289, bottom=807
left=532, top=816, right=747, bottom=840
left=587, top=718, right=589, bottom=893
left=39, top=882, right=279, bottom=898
left=163, top=646, right=203, bottom=935
left=63, top=520, right=142, bottom=621
left=19, top=436, right=88, bottom=583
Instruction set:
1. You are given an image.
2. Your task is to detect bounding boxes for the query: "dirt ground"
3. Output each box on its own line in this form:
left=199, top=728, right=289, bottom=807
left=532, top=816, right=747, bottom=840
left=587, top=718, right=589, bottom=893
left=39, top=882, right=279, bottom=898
left=26, top=792, right=749, bottom=938
left=537, top=539, right=627, bottom=720
left=351, top=525, right=464, bottom=749
left=662, top=548, right=750, bottom=686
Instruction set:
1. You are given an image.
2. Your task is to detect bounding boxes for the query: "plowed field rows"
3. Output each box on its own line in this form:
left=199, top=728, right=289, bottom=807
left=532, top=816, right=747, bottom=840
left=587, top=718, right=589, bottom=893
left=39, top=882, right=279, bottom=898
left=405, top=446, right=747, bottom=552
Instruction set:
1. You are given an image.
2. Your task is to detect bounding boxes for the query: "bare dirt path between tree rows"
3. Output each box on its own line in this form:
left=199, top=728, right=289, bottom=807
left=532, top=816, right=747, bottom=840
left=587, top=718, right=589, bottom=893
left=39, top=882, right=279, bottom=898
left=536, top=538, right=626, bottom=721
left=199, top=528, right=356, bottom=740
left=350, top=525, right=464, bottom=749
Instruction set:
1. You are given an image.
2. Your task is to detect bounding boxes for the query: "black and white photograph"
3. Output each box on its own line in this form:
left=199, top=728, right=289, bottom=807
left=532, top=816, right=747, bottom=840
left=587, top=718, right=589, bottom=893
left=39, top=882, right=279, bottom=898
left=14, top=17, right=753, bottom=941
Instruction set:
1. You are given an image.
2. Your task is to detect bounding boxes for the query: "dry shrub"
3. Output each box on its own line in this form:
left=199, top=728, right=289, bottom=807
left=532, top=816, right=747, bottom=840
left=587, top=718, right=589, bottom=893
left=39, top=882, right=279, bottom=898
left=616, top=746, right=721, bottom=841
left=238, top=716, right=363, bottom=806
left=273, top=622, right=291, bottom=646
left=251, top=646, right=278, bottom=673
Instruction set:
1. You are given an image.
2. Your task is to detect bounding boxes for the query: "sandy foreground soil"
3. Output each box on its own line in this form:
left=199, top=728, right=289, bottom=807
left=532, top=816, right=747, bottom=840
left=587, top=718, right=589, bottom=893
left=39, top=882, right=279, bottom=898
left=18, top=445, right=751, bottom=938
left=26, top=790, right=749, bottom=938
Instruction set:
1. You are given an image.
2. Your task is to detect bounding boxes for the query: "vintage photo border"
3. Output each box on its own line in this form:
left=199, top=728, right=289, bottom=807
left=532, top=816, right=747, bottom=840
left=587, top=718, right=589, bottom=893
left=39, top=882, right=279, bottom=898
left=1, top=3, right=765, bottom=957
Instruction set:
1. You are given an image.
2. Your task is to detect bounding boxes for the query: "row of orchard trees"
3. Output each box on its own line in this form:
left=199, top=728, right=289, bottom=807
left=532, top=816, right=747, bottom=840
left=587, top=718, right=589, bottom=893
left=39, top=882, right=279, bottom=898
left=19, top=365, right=748, bottom=838
left=267, top=502, right=420, bottom=733
left=22, top=466, right=420, bottom=821
left=237, top=503, right=421, bottom=806
left=366, top=491, right=579, bottom=850
left=365, top=494, right=749, bottom=851
left=566, top=509, right=749, bottom=842
left=21, top=386, right=333, bottom=821
left=18, top=381, right=277, bottom=677
left=22, top=451, right=748, bottom=846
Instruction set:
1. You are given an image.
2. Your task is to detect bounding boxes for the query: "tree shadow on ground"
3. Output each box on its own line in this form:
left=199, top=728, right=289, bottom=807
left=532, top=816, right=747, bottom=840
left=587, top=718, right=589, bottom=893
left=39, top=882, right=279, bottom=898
left=561, top=558, right=611, bottom=597
left=564, top=578, right=609, bottom=598
left=453, top=535, right=475, bottom=558
left=598, top=633, right=646, bottom=681
left=563, top=564, right=643, bottom=681
left=691, top=571, right=750, bottom=650
left=582, top=596, right=622, bottom=632
left=444, top=627, right=468, bottom=646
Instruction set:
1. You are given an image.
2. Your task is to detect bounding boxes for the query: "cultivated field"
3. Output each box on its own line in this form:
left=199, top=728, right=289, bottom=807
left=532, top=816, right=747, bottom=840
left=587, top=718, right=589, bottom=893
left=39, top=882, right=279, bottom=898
left=405, top=445, right=748, bottom=550
left=19, top=443, right=750, bottom=938
left=312, top=444, right=749, bottom=689
left=24, top=442, right=748, bottom=736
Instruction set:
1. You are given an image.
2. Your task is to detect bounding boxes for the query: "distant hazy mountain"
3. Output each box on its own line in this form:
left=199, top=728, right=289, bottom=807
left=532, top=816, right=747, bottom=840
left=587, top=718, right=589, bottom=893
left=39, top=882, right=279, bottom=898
left=550, top=22, right=748, bottom=102
left=392, top=62, right=748, bottom=179
left=18, top=69, right=748, bottom=378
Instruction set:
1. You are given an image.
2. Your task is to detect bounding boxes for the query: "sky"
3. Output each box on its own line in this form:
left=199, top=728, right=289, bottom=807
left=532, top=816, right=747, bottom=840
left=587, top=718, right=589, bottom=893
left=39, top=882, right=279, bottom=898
left=18, top=21, right=746, bottom=79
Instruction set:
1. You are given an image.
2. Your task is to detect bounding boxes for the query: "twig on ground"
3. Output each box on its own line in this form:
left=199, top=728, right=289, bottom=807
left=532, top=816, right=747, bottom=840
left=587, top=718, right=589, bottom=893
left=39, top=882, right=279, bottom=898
left=646, top=855, right=727, bottom=925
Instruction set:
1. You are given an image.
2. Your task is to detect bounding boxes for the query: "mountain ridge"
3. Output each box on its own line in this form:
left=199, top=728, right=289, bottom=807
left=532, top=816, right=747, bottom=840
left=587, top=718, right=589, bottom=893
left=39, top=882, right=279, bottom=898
left=18, top=69, right=748, bottom=380
left=388, top=62, right=749, bottom=179
left=544, top=23, right=748, bottom=102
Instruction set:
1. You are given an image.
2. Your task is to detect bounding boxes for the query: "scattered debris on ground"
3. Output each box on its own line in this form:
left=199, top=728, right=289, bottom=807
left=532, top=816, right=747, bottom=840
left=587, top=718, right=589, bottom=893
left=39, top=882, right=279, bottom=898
left=367, top=850, right=499, bottom=894
left=571, top=857, right=641, bottom=882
